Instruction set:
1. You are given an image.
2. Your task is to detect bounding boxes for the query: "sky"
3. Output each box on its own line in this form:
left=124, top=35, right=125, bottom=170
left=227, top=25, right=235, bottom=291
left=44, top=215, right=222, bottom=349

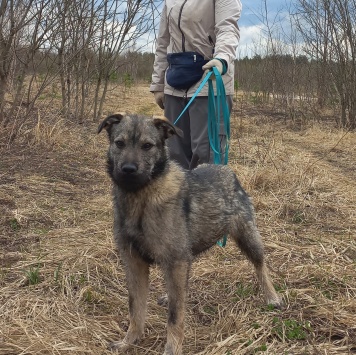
left=238, top=0, right=292, bottom=57
left=138, top=0, right=293, bottom=58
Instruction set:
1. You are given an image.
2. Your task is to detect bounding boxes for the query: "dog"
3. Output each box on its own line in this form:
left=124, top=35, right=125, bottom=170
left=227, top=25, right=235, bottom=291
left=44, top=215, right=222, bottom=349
left=98, top=113, right=282, bottom=355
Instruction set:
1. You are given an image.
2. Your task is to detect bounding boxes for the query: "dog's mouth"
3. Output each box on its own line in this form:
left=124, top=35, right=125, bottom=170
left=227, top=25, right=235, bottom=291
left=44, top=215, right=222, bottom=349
left=107, top=157, right=168, bottom=192
left=115, top=171, right=151, bottom=191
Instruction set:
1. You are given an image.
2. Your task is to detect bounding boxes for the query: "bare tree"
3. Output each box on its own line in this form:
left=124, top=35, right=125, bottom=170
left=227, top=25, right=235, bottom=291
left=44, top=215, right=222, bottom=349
left=48, top=0, right=161, bottom=122
left=240, top=0, right=310, bottom=118
left=0, top=0, right=63, bottom=134
left=92, top=0, right=159, bottom=121
left=0, top=0, right=162, bottom=133
left=9, top=0, right=59, bottom=118
left=296, top=0, right=356, bottom=128
left=52, top=0, right=103, bottom=121
left=0, top=0, right=36, bottom=124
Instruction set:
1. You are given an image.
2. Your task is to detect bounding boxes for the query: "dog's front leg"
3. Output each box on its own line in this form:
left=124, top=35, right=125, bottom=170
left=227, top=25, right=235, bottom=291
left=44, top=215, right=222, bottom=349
left=163, top=260, right=190, bottom=355
left=109, top=248, right=149, bottom=351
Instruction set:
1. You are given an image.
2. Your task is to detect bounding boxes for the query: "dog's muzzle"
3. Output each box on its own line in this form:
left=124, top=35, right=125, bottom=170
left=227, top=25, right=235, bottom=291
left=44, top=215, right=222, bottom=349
left=116, top=162, right=150, bottom=191
left=121, top=162, right=138, bottom=174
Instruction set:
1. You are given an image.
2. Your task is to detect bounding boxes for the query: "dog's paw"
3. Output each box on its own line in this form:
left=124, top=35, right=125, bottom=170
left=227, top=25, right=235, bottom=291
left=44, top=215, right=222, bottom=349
left=266, top=295, right=285, bottom=310
left=163, top=345, right=182, bottom=355
left=162, top=345, right=176, bottom=355
left=107, top=340, right=130, bottom=352
left=157, top=293, right=168, bottom=307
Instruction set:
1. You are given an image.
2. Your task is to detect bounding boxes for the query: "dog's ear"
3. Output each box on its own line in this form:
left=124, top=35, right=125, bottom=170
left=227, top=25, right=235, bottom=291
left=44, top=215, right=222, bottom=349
left=98, top=113, right=124, bottom=134
left=153, top=117, right=184, bottom=139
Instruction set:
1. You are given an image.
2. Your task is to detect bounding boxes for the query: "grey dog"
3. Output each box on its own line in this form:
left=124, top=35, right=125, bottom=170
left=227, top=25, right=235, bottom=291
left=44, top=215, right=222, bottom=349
left=98, top=113, right=281, bottom=355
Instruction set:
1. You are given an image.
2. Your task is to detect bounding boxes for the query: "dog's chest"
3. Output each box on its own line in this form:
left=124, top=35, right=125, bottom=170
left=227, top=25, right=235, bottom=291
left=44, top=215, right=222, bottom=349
left=118, top=198, right=166, bottom=239
left=117, top=196, right=186, bottom=262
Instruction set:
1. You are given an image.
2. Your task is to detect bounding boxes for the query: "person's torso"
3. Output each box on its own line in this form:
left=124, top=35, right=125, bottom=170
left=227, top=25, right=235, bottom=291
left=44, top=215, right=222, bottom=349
left=166, top=0, right=215, bottom=59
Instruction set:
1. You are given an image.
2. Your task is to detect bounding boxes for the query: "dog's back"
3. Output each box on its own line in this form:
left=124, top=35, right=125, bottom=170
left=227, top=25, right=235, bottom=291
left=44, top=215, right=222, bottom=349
left=183, top=164, right=255, bottom=255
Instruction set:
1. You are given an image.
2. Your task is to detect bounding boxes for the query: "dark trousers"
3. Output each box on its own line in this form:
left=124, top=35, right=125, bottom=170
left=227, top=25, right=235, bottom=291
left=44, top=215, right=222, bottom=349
left=164, top=95, right=232, bottom=170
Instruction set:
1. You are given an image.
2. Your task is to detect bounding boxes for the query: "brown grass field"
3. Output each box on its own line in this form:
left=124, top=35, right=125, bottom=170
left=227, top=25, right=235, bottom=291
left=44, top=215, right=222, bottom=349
left=0, top=85, right=355, bottom=354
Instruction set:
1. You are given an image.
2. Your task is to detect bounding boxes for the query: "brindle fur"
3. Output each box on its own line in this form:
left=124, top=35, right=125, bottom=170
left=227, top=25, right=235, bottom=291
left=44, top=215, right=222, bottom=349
left=98, top=113, right=282, bottom=355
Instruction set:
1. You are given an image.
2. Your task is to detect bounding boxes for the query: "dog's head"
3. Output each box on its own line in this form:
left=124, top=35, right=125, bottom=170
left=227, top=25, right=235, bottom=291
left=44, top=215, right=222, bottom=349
left=98, top=113, right=183, bottom=191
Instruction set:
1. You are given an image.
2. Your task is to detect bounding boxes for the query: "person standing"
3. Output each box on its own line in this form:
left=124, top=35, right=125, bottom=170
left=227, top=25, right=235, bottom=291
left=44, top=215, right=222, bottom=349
left=150, top=0, right=242, bottom=170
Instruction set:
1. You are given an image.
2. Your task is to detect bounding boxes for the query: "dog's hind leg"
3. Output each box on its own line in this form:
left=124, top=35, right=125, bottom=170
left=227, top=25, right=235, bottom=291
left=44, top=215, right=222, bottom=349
left=109, top=249, right=150, bottom=351
left=230, top=217, right=282, bottom=308
left=163, top=260, right=190, bottom=355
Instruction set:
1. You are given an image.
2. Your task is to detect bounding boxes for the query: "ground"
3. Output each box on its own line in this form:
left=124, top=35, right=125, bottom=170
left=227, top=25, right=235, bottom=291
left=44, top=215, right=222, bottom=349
left=0, top=85, right=355, bottom=354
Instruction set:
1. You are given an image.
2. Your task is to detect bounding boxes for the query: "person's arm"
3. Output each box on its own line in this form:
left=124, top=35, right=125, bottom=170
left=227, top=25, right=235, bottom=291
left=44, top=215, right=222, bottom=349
left=150, top=3, right=170, bottom=93
left=213, top=0, right=242, bottom=67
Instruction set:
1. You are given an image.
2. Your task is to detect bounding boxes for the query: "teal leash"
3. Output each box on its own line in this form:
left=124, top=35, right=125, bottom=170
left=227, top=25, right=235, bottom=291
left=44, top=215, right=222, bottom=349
left=207, top=67, right=230, bottom=165
left=174, top=67, right=230, bottom=247
left=173, top=70, right=213, bottom=125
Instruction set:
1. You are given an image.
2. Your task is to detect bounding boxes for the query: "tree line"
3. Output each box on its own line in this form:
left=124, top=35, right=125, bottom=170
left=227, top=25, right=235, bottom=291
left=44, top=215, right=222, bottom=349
left=0, top=0, right=355, bottom=141
left=242, top=0, right=356, bottom=128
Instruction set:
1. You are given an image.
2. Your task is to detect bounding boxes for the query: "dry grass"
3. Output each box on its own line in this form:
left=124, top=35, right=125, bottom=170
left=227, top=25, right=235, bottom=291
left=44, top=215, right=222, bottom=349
left=1, top=85, right=355, bottom=354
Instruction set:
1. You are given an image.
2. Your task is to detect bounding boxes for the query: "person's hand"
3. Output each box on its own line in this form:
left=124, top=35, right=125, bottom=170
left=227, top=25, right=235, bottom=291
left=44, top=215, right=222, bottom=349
left=154, top=91, right=165, bottom=109
left=202, top=58, right=224, bottom=76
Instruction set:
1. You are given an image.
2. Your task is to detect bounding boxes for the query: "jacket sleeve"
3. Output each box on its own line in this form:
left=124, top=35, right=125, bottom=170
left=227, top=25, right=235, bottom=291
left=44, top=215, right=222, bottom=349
left=214, top=0, right=242, bottom=65
left=150, top=4, right=170, bottom=93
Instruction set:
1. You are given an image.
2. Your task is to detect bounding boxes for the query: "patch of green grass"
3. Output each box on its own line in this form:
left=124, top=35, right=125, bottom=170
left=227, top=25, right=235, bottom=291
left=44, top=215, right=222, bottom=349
left=322, top=290, right=332, bottom=300
left=242, top=339, right=268, bottom=353
left=203, top=305, right=218, bottom=315
left=79, top=274, right=87, bottom=284
left=252, top=322, right=261, bottom=329
left=272, top=317, right=311, bottom=341
left=83, top=290, right=93, bottom=303
left=67, top=272, right=87, bottom=286
left=254, top=344, right=267, bottom=353
left=292, top=210, right=307, bottom=224
left=274, top=282, right=287, bottom=292
left=81, top=287, right=104, bottom=305
left=9, top=218, right=21, bottom=231
left=261, top=303, right=278, bottom=312
left=233, top=282, right=253, bottom=300
left=23, top=265, right=40, bottom=285
left=54, top=263, right=62, bottom=283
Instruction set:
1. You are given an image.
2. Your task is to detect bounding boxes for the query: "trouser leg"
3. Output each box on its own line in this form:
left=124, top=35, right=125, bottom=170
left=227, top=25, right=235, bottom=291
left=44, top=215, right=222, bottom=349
left=164, top=95, right=191, bottom=169
left=188, top=96, right=233, bottom=170
left=164, top=94, right=233, bottom=170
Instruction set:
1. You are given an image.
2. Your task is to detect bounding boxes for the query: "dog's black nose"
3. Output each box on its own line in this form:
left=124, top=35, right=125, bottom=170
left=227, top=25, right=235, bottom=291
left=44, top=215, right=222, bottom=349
left=121, top=163, right=138, bottom=174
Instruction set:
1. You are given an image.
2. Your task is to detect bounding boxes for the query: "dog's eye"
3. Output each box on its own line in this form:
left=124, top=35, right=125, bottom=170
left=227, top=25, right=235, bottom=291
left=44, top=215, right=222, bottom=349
left=115, top=140, right=125, bottom=148
left=142, top=143, right=154, bottom=150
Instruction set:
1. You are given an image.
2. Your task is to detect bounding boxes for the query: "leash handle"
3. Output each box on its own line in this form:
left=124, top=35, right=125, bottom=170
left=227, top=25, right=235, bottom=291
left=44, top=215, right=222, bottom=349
left=174, top=70, right=230, bottom=165
left=208, top=67, right=230, bottom=166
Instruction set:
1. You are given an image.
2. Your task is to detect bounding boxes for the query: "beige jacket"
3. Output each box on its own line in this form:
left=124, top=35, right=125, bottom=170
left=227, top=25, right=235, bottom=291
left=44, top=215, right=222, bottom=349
left=150, top=0, right=242, bottom=97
